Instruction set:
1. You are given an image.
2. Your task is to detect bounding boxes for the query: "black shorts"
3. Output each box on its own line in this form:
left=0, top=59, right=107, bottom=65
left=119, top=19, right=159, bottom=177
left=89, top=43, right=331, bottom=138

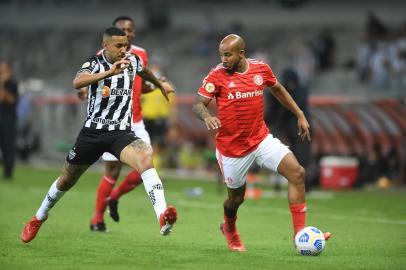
left=66, top=127, right=139, bottom=165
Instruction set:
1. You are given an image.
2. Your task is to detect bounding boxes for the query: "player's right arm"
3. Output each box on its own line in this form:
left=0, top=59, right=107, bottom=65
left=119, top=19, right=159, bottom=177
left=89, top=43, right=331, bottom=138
left=77, top=87, right=88, bottom=101
left=192, top=95, right=221, bottom=130
left=193, top=69, right=222, bottom=130
left=73, top=58, right=130, bottom=89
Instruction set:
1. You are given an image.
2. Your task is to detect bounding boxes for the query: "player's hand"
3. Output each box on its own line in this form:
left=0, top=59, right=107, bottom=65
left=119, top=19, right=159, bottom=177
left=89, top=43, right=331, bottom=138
left=77, top=88, right=88, bottom=101
left=204, top=116, right=221, bottom=130
left=159, top=79, right=175, bottom=102
left=297, top=115, right=311, bottom=141
left=110, top=58, right=131, bottom=75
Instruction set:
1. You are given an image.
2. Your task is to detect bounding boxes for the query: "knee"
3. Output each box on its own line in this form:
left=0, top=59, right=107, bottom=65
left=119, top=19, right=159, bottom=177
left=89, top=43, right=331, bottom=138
left=230, top=194, right=245, bottom=206
left=135, top=151, right=154, bottom=173
left=121, top=139, right=155, bottom=173
left=291, top=165, right=306, bottom=184
left=105, top=162, right=121, bottom=179
left=57, top=176, right=74, bottom=191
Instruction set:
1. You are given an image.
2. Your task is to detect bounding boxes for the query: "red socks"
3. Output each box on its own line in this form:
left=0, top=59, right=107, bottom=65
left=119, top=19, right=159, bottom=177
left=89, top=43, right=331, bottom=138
left=110, top=170, right=142, bottom=201
left=91, top=171, right=142, bottom=225
left=223, top=203, right=306, bottom=237
left=91, top=175, right=116, bottom=224
left=289, top=202, right=307, bottom=237
left=223, top=215, right=237, bottom=232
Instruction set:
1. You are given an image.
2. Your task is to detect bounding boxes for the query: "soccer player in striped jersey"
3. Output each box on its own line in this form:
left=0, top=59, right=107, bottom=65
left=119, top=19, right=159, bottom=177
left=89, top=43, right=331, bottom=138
left=193, top=34, right=331, bottom=252
left=21, top=27, right=177, bottom=243
left=88, top=16, right=173, bottom=232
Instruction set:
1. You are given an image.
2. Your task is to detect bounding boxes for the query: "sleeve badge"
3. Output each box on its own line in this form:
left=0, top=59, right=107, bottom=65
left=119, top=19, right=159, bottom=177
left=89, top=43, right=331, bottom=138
left=205, top=82, right=215, bottom=93
left=82, top=62, right=91, bottom=68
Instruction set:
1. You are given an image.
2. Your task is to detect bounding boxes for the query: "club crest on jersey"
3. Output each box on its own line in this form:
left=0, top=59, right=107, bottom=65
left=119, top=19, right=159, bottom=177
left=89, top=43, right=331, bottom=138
left=254, top=75, right=263, bottom=86
left=205, top=82, right=215, bottom=93
left=101, top=86, right=111, bottom=98
left=82, top=62, right=90, bottom=68
left=68, top=148, right=76, bottom=160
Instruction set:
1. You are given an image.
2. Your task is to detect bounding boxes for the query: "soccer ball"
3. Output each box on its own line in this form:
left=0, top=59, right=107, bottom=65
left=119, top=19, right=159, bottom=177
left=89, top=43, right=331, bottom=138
left=294, top=226, right=326, bottom=256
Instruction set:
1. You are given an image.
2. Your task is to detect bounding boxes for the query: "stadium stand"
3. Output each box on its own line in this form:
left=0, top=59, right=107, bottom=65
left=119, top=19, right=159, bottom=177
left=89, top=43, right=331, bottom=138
left=0, top=0, right=404, bottom=184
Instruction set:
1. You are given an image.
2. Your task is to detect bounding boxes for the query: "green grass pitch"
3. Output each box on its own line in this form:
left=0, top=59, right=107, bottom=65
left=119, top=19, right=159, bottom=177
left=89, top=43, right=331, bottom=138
left=1, top=166, right=405, bottom=269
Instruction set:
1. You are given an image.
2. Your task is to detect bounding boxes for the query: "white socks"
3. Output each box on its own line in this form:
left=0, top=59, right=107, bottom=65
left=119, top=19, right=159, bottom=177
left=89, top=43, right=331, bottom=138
left=35, top=179, right=65, bottom=221
left=141, top=168, right=167, bottom=219
left=34, top=170, right=167, bottom=222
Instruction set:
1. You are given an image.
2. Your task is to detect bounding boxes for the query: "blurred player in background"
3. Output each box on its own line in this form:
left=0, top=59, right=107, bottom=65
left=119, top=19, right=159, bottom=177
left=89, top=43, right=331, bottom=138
left=79, top=16, right=173, bottom=232
left=0, top=62, right=18, bottom=180
left=193, top=34, right=331, bottom=252
left=21, top=27, right=177, bottom=243
left=142, top=65, right=173, bottom=147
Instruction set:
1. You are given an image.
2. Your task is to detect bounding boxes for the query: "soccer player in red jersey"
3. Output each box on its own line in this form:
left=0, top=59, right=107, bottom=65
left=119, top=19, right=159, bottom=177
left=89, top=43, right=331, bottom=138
left=88, top=16, right=173, bottom=232
left=193, top=34, right=331, bottom=252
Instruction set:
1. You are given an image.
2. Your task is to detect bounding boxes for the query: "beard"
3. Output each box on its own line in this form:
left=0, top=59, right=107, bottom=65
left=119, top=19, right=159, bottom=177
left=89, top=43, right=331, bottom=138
left=225, top=61, right=240, bottom=74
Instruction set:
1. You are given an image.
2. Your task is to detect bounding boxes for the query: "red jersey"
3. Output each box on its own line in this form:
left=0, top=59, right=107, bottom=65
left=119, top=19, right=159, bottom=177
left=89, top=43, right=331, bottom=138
left=97, top=45, right=148, bottom=123
left=128, top=45, right=148, bottom=122
left=198, top=59, right=277, bottom=157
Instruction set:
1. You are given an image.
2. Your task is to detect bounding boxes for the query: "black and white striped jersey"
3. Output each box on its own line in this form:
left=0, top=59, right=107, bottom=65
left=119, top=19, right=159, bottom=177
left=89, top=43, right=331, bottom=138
left=77, top=50, right=143, bottom=131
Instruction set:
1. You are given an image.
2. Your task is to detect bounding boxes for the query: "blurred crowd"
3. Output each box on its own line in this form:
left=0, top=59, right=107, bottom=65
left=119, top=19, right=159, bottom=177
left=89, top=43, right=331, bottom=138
left=1, top=5, right=406, bottom=188
left=357, top=13, right=406, bottom=90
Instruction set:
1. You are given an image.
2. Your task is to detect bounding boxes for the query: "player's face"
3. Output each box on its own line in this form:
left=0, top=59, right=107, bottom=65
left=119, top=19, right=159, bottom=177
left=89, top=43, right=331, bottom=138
left=115, top=20, right=135, bottom=46
left=219, top=44, right=242, bottom=73
left=105, top=35, right=128, bottom=62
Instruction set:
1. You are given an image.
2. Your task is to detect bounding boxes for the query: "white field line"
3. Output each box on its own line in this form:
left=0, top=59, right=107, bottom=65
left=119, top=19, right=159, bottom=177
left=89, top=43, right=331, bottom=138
left=175, top=199, right=406, bottom=226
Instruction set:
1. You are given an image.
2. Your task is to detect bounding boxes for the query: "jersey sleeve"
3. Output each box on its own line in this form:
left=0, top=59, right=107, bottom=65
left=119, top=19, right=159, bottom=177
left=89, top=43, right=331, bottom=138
left=197, top=69, right=219, bottom=99
left=77, top=56, right=99, bottom=74
left=264, top=64, right=277, bottom=87
left=137, top=50, right=148, bottom=68
left=129, top=54, right=143, bottom=73
left=143, top=51, right=148, bottom=67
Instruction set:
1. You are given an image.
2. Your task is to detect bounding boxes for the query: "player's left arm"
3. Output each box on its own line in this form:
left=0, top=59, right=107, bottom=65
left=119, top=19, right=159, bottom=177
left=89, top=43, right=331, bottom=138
left=141, top=77, right=173, bottom=94
left=270, top=82, right=311, bottom=141
left=141, top=81, right=155, bottom=94
left=138, top=67, right=174, bottom=102
left=77, top=87, right=88, bottom=101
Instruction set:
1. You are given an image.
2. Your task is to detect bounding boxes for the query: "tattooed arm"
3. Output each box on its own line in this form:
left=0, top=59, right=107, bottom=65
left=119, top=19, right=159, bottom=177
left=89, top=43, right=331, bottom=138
left=192, top=95, right=221, bottom=130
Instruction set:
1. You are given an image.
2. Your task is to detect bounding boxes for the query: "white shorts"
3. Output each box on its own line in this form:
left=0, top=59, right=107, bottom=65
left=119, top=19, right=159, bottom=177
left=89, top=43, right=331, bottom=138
left=102, top=120, right=151, bottom=161
left=216, top=134, right=291, bottom=189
